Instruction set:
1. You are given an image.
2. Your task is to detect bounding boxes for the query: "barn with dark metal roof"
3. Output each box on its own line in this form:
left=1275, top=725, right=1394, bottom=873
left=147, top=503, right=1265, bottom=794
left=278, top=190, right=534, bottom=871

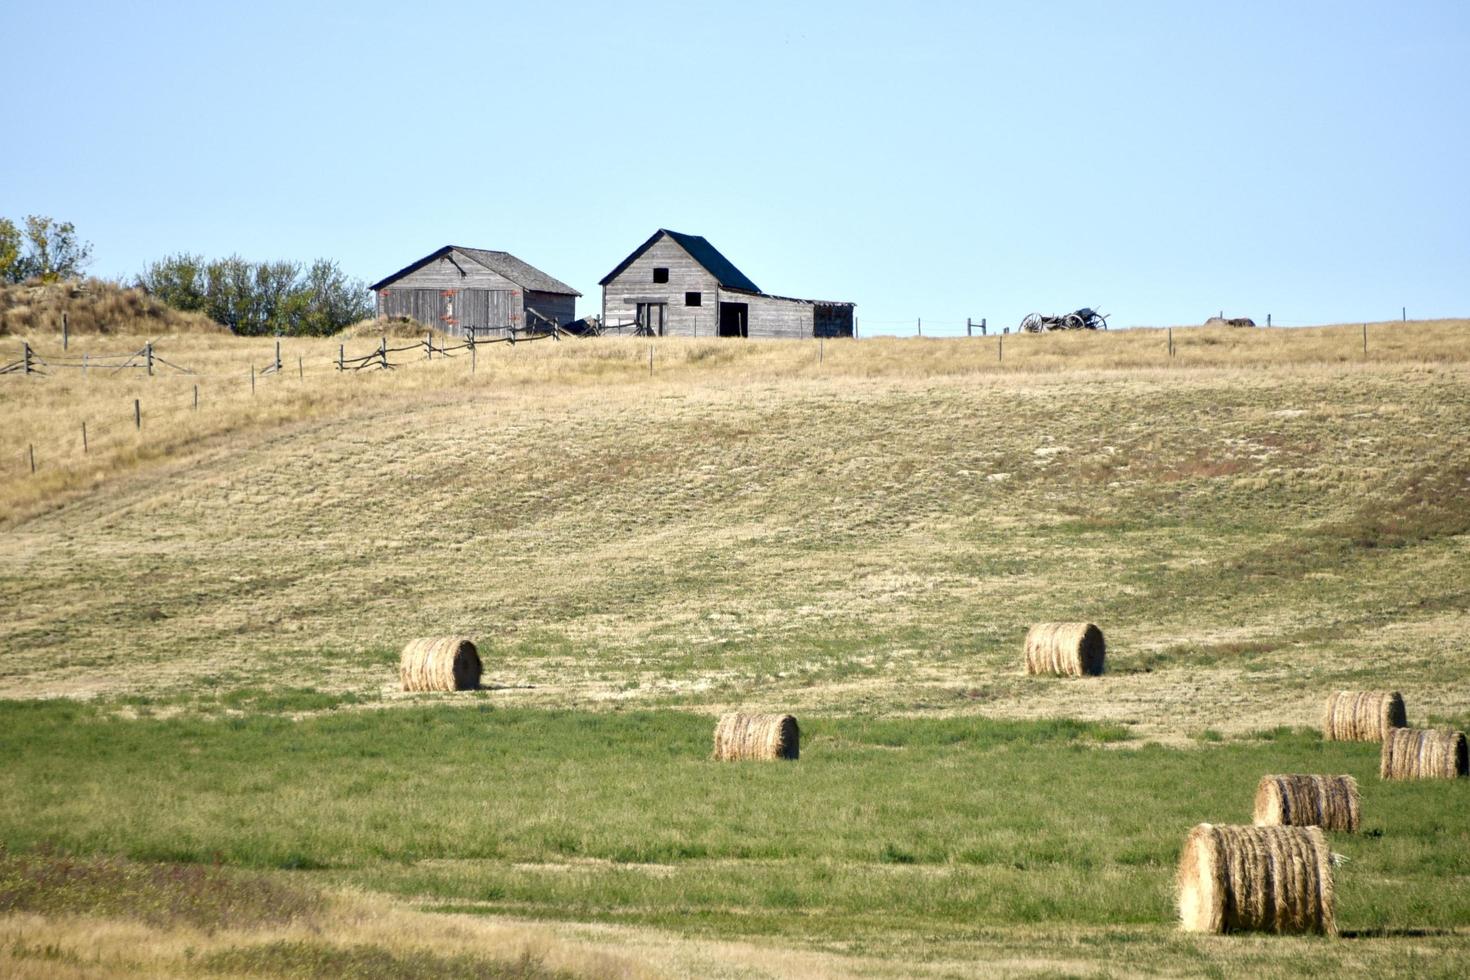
left=599, top=230, right=853, bottom=339
left=370, top=246, right=580, bottom=336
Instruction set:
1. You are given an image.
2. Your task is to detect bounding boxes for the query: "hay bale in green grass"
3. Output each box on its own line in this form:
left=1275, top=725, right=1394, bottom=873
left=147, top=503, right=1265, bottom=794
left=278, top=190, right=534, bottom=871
left=399, top=636, right=481, bottom=692
left=1177, top=823, right=1336, bottom=935
left=1024, top=622, right=1105, bottom=677
left=1379, top=728, right=1468, bottom=780
left=1253, top=775, right=1360, bottom=832
left=713, top=712, right=799, bottom=761
left=1321, top=691, right=1406, bottom=741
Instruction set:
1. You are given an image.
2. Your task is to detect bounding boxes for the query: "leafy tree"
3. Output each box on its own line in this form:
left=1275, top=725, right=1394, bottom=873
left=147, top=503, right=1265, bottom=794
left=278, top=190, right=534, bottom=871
left=0, top=215, right=92, bottom=283
left=0, top=218, right=20, bottom=283
left=138, top=253, right=371, bottom=336
left=138, top=253, right=208, bottom=311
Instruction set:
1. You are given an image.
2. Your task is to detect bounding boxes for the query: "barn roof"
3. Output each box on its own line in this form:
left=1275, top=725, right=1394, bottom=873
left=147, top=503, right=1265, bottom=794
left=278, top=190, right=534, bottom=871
left=370, top=246, right=580, bottom=295
left=598, top=229, right=762, bottom=293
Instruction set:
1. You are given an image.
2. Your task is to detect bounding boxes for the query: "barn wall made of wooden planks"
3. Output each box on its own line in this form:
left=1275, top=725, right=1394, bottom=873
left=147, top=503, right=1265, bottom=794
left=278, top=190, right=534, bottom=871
left=739, top=292, right=816, bottom=339
left=377, top=251, right=525, bottom=335
left=603, top=236, right=719, bottom=336
left=525, top=290, right=576, bottom=328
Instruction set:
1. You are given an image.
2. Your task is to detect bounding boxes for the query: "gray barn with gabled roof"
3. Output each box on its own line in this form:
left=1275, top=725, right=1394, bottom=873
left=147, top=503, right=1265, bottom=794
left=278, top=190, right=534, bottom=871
left=370, top=246, right=580, bottom=336
left=599, top=229, right=853, bottom=339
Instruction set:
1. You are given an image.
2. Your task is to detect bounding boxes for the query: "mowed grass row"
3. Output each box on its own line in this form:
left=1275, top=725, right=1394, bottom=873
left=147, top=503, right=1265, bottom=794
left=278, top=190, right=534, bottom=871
left=2, top=703, right=1466, bottom=952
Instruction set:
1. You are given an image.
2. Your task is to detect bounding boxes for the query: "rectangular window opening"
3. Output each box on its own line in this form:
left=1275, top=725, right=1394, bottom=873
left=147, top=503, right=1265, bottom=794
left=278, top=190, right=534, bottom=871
left=653, top=267, right=669, bottom=283
left=685, top=291, right=702, bottom=307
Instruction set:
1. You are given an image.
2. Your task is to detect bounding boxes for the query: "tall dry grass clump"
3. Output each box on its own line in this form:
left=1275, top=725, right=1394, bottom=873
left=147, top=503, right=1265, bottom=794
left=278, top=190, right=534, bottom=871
left=713, top=712, right=799, bottom=761
left=399, top=636, right=481, bottom=692
left=1379, top=728, right=1468, bottom=780
left=1321, top=691, right=1407, bottom=741
left=1177, top=824, right=1336, bottom=935
left=1024, top=623, right=1105, bottom=677
left=1253, top=775, right=1360, bottom=832
left=0, top=278, right=222, bottom=336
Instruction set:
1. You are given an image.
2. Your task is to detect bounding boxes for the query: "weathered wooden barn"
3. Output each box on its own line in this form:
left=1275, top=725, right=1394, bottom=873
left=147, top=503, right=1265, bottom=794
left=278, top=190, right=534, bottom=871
left=599, top=230, right=854, bottom=339
left=370, top=246, right=579, bottom=336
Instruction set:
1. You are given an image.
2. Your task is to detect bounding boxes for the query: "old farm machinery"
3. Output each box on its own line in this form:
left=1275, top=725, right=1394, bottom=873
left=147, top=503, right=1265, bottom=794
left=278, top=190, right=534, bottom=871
left=1018, top=308, right=1109, bottom=333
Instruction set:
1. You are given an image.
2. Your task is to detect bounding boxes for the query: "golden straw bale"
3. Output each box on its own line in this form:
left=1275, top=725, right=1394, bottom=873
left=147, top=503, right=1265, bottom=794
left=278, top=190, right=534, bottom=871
left=1023, top=622, right=1105, bottom=677
left=1253, top=775, right=1360, bottom=832
left=1177, top=824, right=1336, bottom=935
left=712, top=712, right=799, bottom=761
left=1321, top=691, right=1407, bottom=741
left=399, top=636, right=481, bottom=692
left=1379, top=728, right=1468, bottom=780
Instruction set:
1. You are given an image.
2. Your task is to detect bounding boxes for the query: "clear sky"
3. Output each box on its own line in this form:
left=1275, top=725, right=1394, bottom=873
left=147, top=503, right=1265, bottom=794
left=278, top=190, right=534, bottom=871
left=2, top=1, right=1465, bottom=335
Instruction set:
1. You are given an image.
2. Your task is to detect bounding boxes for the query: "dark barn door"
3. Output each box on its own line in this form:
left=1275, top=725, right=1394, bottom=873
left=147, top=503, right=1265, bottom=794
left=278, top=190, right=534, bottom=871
left=719, top=302, right=748, bottom=338
left=636, top=302, right=666, bottom=336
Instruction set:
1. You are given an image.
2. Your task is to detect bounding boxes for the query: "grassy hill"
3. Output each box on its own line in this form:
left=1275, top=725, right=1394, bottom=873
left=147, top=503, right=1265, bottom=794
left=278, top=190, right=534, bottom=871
left=2, top=322, right=1468, bottom=976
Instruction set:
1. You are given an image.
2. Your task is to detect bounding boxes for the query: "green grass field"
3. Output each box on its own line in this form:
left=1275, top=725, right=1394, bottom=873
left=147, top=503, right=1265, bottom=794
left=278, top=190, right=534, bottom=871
left=2, top=325, right=1469, bottom=976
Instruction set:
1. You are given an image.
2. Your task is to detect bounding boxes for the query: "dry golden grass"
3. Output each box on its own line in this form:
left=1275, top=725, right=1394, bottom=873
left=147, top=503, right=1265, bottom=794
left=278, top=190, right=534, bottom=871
left=0, top=892, right=653, bottom=979
left=3, top=318, right=1466, bottom=525
left=0, top=279, right=222, bottom=337
left=2, top=320, right=1469, bottom=738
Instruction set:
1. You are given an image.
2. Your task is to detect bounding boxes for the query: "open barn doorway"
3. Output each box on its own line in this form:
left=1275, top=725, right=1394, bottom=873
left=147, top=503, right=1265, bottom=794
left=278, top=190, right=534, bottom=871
left=719, top=302, right=748, bottom=338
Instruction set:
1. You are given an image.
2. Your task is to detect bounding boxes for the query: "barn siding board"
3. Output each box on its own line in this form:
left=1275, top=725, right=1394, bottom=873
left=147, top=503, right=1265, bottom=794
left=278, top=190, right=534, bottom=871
left=526, top=290, right=576, bottom=329
left=602, top=236, right=719, bottom=336
left=734, top=292, right=815, bottom=339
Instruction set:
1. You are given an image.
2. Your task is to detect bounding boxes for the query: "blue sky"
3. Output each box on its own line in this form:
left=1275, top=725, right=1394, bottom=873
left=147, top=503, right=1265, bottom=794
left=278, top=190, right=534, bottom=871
left=2, top=1, right=1465, bottom=335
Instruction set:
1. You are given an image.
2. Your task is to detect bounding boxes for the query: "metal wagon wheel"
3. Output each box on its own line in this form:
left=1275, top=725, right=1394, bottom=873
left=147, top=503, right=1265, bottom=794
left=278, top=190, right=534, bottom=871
left=1020, top=313, right=1044, bottom=333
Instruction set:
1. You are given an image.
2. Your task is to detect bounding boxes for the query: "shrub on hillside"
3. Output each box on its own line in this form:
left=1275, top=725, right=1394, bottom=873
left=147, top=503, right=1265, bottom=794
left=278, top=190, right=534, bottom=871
left=138, top=254, right=372, bottom=336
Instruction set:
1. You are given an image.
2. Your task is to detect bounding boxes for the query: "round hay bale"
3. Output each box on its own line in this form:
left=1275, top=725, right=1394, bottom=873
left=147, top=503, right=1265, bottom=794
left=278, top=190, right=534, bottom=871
left=1177, top=824, right=1336, bottom=935
left=1379, top=728, right=1468, bottom=780
left=1321, top=691, right=1406, bottom=741
left=1252, top=775, right=1360, bottom=832
left=1023, top=622, right=1105, bottom=677
left=713, top=712, right=799, bottom=761
left=399, top=636, right=481, bottom=692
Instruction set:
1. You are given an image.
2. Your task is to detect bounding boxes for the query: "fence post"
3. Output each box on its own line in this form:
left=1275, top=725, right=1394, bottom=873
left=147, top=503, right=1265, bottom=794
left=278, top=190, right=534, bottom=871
left=146, top=342, right=154, bottom=377
left=250, top=365, right=255, bottom=394
left=134, top=398, right=141, bottom=430
left=426, top=331, right=432, bottom=361
left=1402, top=306, right=1406, bottom=322
left=1168, top=327, right=1174, bottom=357
left=274, top=339, right=281, bottom=373
left=981, top=317, right=987, bottom=336
left=29, top=444, right=35, bottom=474
left=379, top=336, right=387, bottom=370
left=967, top=317, right=972, bottom=337
left=82, top=422, right=88, bottom=454
left=23, top=342, right=32, bottom=375
left=1267, top=313, right=1272, bottom=327
left=63, top=312, right=69, bottom=351
left=917, top=317, right=921, bottom=337
left=470, top=333, right=477, bottom=374
left=298, top=355, right=303, bottom=380
left=998, top=334, right=1003, bottom=362
left=193, top=384, right=199, bottom=410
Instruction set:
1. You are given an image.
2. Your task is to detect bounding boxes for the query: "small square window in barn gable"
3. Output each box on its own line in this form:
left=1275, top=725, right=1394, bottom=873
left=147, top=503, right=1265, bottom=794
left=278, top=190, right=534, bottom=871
left=653, top=267, right=669, bottom=283
left=685, top=291, right=702, bottom=306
